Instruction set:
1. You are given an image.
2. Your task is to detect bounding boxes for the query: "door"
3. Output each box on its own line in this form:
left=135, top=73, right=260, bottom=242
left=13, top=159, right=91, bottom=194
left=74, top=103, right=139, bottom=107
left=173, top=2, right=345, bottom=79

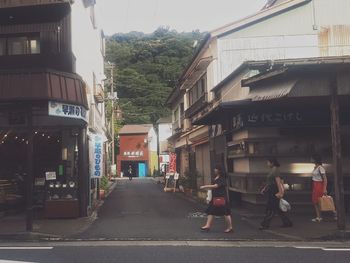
left=138, top=163, right=146, bottom=177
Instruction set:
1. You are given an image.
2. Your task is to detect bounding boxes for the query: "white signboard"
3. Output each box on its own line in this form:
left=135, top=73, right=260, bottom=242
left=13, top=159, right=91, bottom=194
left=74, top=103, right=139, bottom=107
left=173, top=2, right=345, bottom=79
left=48, top=101, right=87, bottom=122
left=89, top=134, right=104, bottom=178
left=45, top=171, right=57, bottom=181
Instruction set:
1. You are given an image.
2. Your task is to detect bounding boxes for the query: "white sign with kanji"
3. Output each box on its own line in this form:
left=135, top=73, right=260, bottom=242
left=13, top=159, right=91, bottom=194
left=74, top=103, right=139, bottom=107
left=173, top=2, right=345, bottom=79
left=48, top=101, right=88, bottom=122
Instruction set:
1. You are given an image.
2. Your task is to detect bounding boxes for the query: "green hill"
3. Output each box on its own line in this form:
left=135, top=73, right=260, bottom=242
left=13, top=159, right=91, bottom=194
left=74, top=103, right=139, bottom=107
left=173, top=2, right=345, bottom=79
left=106, top=27, right=205, bottom=125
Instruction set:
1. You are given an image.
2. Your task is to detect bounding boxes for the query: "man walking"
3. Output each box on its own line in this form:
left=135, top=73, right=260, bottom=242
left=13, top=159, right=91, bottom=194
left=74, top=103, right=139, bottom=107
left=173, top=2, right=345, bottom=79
left=127, top=164, right=134, bottom=181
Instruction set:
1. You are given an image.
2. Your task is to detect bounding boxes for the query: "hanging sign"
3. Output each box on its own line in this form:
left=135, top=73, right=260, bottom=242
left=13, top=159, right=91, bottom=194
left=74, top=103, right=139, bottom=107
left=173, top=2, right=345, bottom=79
left=167, top=153, right=177, bottom=174
left=48, top=101, right=87, bottom=122
left=45, top=171, right=57, bottom=181
left=89, top=134, right=104, bottom=178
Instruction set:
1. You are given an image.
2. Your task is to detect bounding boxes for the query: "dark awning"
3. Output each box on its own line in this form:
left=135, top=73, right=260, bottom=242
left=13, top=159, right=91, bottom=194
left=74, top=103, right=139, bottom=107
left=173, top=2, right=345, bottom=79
left=0, top=69, right=88, bottom=108
left=192, top=100, right=253, bottom=125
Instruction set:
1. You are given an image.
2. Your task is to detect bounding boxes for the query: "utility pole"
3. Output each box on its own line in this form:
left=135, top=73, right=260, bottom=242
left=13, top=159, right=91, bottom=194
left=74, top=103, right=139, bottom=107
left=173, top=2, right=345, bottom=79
left=330, top=73, right=346, bottom=231
left=26, top=108, right=34, bottom=231
left=106, top=62, right=116, bottom=169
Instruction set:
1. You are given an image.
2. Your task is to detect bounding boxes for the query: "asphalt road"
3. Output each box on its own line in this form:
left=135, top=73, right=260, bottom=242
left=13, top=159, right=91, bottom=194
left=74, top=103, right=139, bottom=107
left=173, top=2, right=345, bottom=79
left=78, top=178, right=278, bottom=240
left=0, top=243, right=350, bottom=263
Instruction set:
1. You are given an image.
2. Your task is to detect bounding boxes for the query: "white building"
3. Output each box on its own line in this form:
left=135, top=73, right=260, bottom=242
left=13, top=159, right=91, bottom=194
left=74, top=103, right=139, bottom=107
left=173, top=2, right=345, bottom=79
left=167, top=0, right=350, bottom=199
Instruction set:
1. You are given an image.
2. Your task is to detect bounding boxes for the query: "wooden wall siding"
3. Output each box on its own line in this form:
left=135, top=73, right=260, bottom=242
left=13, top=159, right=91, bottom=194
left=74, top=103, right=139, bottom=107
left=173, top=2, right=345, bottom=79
left=0, top=14, right=71, bottom=53
left=0, top=70, right=87, bottom=107
left=0, top=0, right=70, bottom=8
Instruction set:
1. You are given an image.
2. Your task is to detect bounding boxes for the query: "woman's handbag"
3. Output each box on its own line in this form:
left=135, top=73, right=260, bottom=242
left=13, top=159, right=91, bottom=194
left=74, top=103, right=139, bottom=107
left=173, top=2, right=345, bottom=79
left=213, top=197, right=226, bottom=207
left=206, top=190, right=212, bottom=204
left=279, top=198, right=291, bottom=212
left=319, top=195, right=335, bottom=212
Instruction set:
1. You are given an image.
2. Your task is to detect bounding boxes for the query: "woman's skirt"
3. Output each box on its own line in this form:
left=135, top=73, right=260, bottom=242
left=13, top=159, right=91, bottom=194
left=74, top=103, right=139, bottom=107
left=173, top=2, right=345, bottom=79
left=205, top=200, right=231, bottom=216
left=312, top=181, right=324, bottom=205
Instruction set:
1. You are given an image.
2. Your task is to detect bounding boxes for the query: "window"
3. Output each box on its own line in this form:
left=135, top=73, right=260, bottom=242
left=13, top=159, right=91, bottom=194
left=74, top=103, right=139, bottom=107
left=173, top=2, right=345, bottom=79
left=188, top=74, right=207, bottom=106
left=0, top=35, right=40, bottom=56
left=0, top=39, right=5, bottom=56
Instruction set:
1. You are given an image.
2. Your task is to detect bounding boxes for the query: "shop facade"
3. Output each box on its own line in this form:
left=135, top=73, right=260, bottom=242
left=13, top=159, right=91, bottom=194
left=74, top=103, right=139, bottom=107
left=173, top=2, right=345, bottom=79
left=193, top=57, right=350, bottom=209
left=117, top=125, right=158, bottom=177
left=0, top=0, right=108, bottom=229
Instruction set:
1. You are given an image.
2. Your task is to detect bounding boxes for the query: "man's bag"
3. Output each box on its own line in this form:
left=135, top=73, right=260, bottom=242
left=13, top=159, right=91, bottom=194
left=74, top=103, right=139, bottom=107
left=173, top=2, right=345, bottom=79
left=319, top=195, right=335, bottom=212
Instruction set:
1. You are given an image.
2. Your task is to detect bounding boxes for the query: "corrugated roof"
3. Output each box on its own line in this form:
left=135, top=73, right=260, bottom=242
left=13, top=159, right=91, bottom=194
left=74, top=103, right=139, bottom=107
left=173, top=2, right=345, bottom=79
left=119, top=124, right=153, bottom=135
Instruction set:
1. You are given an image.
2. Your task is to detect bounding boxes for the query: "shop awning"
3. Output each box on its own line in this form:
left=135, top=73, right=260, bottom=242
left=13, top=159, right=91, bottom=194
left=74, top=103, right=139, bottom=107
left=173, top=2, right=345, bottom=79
left=192, top=100, right=253, bottom=125
left=248, top=79, right=298, bottom=101
left=0, top=69, right=88, bottom=108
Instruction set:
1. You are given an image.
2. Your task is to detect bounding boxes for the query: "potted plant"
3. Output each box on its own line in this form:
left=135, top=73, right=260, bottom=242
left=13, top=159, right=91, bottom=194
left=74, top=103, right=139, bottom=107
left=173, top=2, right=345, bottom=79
left=99, top=176, right=109, bottom=199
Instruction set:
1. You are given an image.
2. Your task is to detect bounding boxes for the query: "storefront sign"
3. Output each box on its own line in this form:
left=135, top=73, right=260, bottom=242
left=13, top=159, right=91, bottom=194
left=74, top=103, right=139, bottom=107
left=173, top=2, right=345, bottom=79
left=45, top=171, right=57, bottom=181
left=167, top=153, right=177, bottom=174
left=48, top=101, right=87, bottom=122
left=123, top=151, right=144, bottom=158
left=90, top=134, right=104, bottom=178
left=232, top=110, right=330, bottom=130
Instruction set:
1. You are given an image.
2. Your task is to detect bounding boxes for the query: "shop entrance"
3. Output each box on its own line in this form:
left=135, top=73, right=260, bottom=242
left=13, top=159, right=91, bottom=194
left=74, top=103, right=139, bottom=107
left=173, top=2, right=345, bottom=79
left=121, top=161, right=147, bottom=178
left=0, top=129, right=79, bottom=219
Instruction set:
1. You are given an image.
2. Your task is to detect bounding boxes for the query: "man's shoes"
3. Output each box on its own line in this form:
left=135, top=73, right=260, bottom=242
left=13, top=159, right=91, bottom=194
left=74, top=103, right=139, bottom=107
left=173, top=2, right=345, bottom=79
left=311, top=217, right=322, bottom=222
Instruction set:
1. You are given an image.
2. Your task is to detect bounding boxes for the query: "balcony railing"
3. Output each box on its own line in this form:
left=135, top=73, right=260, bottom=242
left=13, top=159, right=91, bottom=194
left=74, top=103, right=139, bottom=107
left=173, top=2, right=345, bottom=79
left=185, top=93, right=208, bottom=118
left=0, top=52, right=76, bottom=73
left=0, top=0, right=70, bottom=8
left=94, top=84, right=104, bottom=103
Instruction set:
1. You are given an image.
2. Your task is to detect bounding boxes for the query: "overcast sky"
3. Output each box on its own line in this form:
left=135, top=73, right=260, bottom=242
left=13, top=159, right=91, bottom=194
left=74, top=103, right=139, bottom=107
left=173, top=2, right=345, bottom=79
left=97, top=0, right=267, bottom=35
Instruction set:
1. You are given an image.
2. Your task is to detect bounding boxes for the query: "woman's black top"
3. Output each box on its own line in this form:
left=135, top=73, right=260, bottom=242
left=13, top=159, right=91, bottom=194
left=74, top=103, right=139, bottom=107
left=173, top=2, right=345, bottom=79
left=212, top=176, right=226, bottom=198
left=205, top=175, right=231, bottom=216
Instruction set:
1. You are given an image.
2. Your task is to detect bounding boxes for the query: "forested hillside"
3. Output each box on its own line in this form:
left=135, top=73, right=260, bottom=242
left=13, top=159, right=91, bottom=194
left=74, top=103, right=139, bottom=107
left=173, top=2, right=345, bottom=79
left=106, top=27, right=205, bottom=124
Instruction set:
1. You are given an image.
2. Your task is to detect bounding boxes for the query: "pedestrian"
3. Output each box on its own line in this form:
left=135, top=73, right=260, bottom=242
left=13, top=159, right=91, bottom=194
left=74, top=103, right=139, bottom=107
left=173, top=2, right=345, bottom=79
left=199, top=164, right=233, bottom=233
left=127, top=164, right=133, bottom=181
left=310, top=154, right=336, bottom=222
left=260, top=158, right=292, bottom=230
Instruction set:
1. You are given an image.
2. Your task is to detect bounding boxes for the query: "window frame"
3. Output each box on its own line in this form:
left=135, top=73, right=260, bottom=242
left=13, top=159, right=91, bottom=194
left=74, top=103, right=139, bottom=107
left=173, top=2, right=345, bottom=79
left=0, top=33, right=41, bottom=56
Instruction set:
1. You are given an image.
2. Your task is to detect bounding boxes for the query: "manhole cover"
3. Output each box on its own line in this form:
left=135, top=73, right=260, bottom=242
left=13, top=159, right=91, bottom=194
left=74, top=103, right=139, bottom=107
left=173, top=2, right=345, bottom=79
left=188, top=212, right=207, bottom=218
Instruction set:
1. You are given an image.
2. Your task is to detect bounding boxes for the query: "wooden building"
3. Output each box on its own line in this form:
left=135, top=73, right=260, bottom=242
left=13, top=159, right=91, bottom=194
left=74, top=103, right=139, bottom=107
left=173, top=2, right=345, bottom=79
left=194, top=56, right=350, bottom=209
left=0, top=0, right=107, bottom=228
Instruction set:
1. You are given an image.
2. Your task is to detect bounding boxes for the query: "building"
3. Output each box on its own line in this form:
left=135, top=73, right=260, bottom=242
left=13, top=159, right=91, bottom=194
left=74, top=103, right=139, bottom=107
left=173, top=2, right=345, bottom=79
left=0, top=0, right=108, bottom=225
left=117, top=125, right=158, bottom=177
left=194, top=57, right=350, bottom=208
left=156, top=116, right=172, bottom=174
left=167, top=0, right=350, bottom=202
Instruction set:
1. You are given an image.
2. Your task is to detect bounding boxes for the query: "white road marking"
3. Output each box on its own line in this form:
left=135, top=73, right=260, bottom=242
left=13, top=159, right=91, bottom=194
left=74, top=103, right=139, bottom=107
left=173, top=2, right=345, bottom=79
left=294, top=246, right=323, bottom=250
left=0, top=247, right=53, bottom=250
left=322, top=248, right=350, bottom=252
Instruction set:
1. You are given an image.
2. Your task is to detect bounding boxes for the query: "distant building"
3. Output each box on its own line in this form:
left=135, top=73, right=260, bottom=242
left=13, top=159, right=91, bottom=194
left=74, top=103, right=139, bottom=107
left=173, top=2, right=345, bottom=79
left=117, top=125, right=158, bottom=177
left=156, top=116, right=172, bottom=154
left=156, top=116, right=172, bottom=174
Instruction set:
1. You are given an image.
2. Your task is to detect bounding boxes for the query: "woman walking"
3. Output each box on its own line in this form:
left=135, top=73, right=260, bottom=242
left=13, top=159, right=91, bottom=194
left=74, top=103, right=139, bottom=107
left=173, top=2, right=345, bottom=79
left=311, top=155, right=331, bottom=222
left=260, top=158, right=292, bottom=230
left=199, top=165, right=233, bottom=233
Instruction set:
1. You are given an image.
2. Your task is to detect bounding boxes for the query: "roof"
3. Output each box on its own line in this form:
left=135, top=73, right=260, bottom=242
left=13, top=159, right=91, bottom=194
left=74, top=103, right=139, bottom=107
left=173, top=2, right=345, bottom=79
left=262, top=0, right=290, bottom=9
left=119, top=124, right=153, bottom=135
left=167, top=0, right=311, bottom=105
left=156, top=116, right=172, bottom=124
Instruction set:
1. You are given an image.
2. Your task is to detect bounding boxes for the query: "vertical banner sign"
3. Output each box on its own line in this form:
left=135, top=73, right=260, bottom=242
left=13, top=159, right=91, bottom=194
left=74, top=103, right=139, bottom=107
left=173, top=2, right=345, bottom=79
left=168, top=153, right=177, bottom=174
left=90, top=134, right=103, bottom=178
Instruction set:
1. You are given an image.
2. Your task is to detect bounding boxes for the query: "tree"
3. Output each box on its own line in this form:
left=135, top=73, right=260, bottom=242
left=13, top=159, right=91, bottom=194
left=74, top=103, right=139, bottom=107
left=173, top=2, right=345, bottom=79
left=106, top=27, right=206, bottom=125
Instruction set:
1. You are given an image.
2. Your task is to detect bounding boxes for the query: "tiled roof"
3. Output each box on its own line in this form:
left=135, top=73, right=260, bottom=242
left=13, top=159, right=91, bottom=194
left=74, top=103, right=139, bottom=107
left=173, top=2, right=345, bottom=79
left=119, top=124, right=153, bottom=135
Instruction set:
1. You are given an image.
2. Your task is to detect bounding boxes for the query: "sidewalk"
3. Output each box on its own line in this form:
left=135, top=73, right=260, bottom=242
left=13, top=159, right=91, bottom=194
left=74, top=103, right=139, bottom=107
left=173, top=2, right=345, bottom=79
left=0, top=181, right=117, bottom=241
left=234, top=207, right=350, bottom=241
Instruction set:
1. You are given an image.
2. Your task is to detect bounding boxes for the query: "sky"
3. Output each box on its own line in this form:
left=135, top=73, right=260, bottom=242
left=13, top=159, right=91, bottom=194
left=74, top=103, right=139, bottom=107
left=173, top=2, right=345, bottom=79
left=97, top=0, right=267, bottom=35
